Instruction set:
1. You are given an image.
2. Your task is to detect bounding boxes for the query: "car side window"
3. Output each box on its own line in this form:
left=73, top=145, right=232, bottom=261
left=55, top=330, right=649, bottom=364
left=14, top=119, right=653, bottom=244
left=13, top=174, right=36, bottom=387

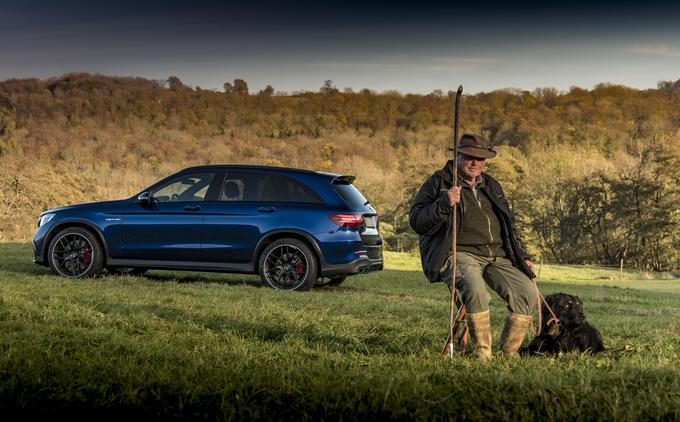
left=152, top=173, right=215, bottom=202
left=262, top=177, right=284, bottom=202
left=274, top=176, right=324, bottom=204
left=219, top=172, right=269, bottom=201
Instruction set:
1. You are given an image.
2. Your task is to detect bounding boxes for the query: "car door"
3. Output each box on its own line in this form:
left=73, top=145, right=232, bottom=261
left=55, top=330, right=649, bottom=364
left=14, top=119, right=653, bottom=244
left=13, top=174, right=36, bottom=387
left=121, top=172, right=220, bottom=262
left=199, top=171, right=286, bottom=263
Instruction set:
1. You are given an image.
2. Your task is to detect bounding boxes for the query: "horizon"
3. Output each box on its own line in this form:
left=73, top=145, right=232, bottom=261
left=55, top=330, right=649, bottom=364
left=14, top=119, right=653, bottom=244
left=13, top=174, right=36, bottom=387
left=1, top=71, right=674, bottom=96
left=2, top=1, right=680, bottom=94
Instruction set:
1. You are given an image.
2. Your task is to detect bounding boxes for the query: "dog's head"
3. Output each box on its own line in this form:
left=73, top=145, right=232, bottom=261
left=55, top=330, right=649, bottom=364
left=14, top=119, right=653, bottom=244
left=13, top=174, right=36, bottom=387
left=544, top=292, right=586, bottom=330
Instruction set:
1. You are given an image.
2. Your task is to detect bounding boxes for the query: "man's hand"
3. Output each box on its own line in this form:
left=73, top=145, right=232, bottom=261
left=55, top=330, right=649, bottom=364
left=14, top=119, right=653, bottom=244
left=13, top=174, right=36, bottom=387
left=448, top=186, right=461, bottom=206
left=525, top=259, right=537, bottom=276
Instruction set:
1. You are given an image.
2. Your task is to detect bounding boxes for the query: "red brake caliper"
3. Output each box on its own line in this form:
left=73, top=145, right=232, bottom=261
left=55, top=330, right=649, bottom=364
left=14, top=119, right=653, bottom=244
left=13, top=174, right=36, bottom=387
left=82, top=244, right=92, bottom=266
left=295, top=261, right=305, bottom=274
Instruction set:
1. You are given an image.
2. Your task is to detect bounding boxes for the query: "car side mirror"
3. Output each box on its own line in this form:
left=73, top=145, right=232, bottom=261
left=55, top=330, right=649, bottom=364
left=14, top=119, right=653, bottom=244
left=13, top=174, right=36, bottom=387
left=134, top=191, right=151, bottom=204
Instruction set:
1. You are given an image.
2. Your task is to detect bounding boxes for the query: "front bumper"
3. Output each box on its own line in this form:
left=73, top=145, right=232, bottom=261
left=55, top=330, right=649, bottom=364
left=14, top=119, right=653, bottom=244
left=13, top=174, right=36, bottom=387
left=32, top=225, right=50, bottom=266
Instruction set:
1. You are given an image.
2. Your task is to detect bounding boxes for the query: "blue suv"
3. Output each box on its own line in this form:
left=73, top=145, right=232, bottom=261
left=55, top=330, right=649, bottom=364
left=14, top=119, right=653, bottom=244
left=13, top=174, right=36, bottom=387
left=33, top=165, right=383, bottom=291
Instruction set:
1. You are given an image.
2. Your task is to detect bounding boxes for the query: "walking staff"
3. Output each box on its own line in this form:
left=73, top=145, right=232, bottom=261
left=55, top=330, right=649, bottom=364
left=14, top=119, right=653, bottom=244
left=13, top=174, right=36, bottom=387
left=445, top=85, right=465, bottom=357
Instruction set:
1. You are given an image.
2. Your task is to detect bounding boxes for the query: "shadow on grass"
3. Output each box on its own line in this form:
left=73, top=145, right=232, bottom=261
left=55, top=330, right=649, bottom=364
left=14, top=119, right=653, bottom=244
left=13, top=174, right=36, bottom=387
left=0, top=261, right=266, bottom=288
left=139, top=271, right=379, bottom=291
left=3, top=261, right=381, bottom=292
left=140, top=271, right=262, bottom=288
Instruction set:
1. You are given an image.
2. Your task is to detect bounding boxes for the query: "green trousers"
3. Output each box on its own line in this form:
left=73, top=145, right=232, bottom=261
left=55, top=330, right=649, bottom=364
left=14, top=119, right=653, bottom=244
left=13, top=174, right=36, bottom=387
left=441, top=252, right=536, bottom=315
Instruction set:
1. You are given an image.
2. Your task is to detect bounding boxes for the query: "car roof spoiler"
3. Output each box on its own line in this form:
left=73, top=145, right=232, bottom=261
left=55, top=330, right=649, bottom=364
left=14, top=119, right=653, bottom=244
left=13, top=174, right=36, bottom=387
left=331, top=175, right=356, bottom=185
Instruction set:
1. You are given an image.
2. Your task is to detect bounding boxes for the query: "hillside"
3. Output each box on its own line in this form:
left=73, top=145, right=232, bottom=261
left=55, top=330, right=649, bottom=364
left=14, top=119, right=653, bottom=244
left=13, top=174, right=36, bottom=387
left=1, top=74, right=679, bottom=270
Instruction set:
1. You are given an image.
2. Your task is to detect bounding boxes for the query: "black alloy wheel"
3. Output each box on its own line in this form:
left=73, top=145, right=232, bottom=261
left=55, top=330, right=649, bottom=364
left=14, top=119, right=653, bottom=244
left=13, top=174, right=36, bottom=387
left=47, top=227, right=104, bottom=278
left=315, top=275, right=347, bottom=287
left=258, top=238, right=318, bottom=291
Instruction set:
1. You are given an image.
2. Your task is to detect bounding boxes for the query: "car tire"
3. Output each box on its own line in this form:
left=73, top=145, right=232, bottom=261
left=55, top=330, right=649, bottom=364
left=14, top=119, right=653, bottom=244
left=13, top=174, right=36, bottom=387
left=315, top=275, right=347, bottom=287
left=47, top=227, right=104, bottom=278
left=107, top=267, right=148, bottom=276
left=258, top=238, right=318, bottom=291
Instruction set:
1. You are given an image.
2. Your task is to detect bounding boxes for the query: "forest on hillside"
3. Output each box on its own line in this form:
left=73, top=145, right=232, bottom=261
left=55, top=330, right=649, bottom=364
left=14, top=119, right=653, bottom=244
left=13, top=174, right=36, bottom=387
left=1, top=73, right=679, bottom=270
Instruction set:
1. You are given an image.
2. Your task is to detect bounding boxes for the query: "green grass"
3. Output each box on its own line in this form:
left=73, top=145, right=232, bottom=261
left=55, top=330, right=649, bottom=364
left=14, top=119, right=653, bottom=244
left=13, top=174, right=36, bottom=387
left=0, top=244, right=678, bottom=420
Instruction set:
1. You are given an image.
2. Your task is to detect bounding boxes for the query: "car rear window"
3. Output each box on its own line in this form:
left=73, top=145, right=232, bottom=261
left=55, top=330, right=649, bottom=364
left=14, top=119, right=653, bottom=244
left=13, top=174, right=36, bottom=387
left=263, top=175, right=324, bottom=204
left=333, top=183, right=369, bottom=209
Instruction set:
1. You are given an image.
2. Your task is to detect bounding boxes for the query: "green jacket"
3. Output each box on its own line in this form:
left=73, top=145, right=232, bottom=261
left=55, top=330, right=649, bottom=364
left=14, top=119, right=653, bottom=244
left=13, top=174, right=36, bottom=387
left=408, top=160, right=534, bottom=283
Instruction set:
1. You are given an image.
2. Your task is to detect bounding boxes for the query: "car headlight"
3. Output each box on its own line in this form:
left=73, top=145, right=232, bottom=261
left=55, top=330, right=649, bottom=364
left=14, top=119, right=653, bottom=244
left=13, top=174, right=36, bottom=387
left=39, top=214, right=55, bottom=227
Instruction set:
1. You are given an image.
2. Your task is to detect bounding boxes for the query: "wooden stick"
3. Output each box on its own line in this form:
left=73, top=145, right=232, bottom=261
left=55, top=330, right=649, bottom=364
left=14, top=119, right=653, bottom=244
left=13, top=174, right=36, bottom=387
left=445, top=85, right=464, bottom=358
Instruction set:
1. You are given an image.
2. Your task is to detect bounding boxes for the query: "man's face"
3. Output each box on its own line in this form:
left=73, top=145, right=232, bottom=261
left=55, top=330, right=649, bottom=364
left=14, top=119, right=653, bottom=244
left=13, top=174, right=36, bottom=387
left=457, top=153, right=486, bottom=180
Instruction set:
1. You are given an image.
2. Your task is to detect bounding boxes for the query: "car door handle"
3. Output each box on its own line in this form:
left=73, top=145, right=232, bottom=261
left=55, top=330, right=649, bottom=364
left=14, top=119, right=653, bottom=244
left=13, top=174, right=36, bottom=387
left=257, top=206, right=276, bottom=213
left=183, top=205, right=202, bottom=211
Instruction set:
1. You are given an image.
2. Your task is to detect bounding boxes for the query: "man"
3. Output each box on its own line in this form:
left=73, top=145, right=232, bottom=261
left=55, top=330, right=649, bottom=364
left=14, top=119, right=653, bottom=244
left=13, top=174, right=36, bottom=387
left=409, top=134, right=537, bottom=361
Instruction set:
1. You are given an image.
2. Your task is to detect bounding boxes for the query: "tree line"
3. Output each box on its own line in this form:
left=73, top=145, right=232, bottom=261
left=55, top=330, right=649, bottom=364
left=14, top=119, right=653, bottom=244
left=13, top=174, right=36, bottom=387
left=1, top=73, right=678, bottom=271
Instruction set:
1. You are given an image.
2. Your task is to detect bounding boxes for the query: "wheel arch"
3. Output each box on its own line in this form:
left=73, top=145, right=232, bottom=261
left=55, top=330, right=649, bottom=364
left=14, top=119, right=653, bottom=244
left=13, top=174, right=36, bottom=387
left=253, top=229, right=324, bottom=272
left=42, top=220, right=110, bottom=263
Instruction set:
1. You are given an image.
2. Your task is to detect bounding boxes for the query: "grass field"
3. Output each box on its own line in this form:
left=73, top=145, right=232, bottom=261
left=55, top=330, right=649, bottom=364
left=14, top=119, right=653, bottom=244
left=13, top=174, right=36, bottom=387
left=0, top=243, right=678, bottom=420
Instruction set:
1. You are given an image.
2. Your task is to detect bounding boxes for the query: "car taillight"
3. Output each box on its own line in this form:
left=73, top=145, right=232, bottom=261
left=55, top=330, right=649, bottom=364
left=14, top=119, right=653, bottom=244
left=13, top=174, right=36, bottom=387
left=329, top=214, right=365, bottom=229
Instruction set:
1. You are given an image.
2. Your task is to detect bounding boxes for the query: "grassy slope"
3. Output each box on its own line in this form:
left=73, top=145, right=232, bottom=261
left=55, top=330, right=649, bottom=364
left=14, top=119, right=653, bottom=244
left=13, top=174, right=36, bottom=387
left=0, top=244, right=678, bottom=420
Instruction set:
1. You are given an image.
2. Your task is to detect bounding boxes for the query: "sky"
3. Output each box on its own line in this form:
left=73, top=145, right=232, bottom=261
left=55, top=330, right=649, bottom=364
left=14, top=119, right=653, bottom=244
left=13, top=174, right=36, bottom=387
left=2, top=0, right=680, bottom=94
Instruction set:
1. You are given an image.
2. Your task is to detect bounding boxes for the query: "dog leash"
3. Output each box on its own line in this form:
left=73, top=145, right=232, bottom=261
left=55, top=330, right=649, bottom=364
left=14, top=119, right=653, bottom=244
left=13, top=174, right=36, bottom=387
left=530, top=279, right=560, bottom=336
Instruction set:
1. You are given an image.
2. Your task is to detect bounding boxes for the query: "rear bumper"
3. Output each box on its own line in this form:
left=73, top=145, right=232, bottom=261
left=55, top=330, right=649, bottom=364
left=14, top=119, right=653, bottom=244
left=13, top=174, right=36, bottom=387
left=320, top=256, right=383, bottom=276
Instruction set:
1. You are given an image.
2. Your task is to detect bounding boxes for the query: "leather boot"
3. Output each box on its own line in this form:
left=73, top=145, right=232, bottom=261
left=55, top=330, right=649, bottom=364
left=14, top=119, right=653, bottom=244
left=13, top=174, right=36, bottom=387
left=466, top=310, right=492, bottom=362
left=500, top=312, right=532, bottom=356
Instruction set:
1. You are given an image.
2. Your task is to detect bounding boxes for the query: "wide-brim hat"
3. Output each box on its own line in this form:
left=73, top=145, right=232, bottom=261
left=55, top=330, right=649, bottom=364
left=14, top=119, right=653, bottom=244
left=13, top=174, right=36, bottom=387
left=449, top=133, right=496, bottom=159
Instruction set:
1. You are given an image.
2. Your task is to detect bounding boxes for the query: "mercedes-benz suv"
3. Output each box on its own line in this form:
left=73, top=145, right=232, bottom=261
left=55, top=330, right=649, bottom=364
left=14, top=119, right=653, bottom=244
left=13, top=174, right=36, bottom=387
left=33, top=165, right=383, bottom=291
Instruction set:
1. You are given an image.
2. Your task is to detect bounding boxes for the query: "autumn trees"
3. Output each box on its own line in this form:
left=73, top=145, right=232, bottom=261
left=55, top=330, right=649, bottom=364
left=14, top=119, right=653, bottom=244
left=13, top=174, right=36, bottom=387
left=224, top=79, right=249, bottom=95
left=0, top=73, right=679, bottom=270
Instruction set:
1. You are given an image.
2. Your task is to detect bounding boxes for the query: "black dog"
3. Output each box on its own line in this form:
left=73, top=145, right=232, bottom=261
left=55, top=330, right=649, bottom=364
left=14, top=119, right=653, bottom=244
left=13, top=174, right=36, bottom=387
left=522, top=292, right=605, bottom=355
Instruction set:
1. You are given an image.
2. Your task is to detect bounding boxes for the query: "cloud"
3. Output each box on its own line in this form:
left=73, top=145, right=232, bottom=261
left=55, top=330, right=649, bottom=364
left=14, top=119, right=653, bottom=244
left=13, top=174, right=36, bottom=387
left=628, top=44, right=680, bottom=58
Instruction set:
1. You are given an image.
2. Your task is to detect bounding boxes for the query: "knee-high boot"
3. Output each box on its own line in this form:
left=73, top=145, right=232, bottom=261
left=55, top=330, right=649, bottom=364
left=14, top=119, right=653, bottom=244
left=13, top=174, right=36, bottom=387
left=500, top=312, right=532, bottom=356
left=466, top=310, right=492, bottom=362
